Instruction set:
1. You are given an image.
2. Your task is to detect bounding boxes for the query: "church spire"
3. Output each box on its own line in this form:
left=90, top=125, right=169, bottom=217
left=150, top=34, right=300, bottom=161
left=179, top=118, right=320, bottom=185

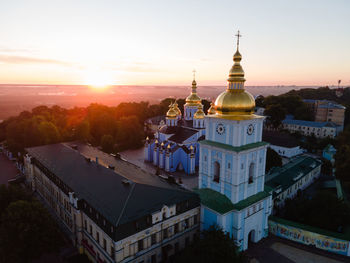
left=227, top=30, right=245, bottom=90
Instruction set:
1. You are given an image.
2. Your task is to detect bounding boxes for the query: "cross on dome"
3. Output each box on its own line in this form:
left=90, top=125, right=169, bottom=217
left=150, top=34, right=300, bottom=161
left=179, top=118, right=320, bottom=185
left=235, top=30, right=242, bottom=50
left=192, top=69, right=196, bottom=80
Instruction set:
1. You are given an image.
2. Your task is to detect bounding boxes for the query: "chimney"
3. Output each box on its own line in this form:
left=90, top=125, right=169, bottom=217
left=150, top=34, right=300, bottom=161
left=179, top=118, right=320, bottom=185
left=96, top=157, right=99, bottom=164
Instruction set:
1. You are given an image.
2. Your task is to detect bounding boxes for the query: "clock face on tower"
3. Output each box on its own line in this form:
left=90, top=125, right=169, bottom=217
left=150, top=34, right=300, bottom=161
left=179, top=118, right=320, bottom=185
left=216, top=123, right=225, bottom=135
left=247, top=124, right=254, bottom=135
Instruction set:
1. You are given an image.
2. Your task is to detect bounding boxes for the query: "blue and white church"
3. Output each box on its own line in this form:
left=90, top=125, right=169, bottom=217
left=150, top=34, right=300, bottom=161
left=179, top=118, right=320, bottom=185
left=195, top=34, right=272, bottom=250
left=144, top=77, right=207, bottom=174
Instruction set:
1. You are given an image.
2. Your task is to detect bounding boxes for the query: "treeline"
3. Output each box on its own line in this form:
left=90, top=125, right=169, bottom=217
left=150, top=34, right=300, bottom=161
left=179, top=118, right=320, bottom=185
left=0, top=98, right=211, bottom=155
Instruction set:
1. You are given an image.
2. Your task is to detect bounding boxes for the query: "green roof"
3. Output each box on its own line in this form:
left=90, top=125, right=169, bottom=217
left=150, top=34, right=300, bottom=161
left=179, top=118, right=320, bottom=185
left=199, top=140, right=269, bottom=153
left=265, top=155, right=322, bottom=196
left=194, top=188, right=271, bottom=214
left=269, top=216, right=350, bottom=241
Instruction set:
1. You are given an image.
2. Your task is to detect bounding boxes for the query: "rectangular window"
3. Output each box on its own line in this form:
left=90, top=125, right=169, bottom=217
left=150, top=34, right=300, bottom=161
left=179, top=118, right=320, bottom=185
left=89, top=225, right=92, bottom=234
left=84, top=220, right=87, bottom=230
left=151, top=233, right=157, bottom=245
left=96, top=232, right=100, bottom=243
left=174, top=223, right=179, bottom=234
left=110, top=246, right=114, bottom=257
left=138, top=239, right=144, bottom=251
left=103, top=238, right=106, bottom=250
left=151, top=254, right=157, bottom=263
left=163, top=228, right=168, bottom=239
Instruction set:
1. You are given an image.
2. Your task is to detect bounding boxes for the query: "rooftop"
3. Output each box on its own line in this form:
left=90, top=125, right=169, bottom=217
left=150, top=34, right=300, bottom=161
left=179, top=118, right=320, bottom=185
left=262, top=131, right=300, bottom=148
left=194, top=188, right=271, bottom=214
left=26, top=143, right=199, bottom=228
left=282, top=118, right=340, bottom=128
left=265, top=155, right=322, bottom=196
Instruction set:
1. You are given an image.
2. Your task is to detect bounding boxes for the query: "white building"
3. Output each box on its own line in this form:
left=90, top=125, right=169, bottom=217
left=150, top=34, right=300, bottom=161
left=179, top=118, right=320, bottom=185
left=282, top=118, right=342, bottom=138
left=265, top=155, right=322, bottom=209
left=262, top=131, right=305, bottom=158
left=24, top=143, right=200, bottom=263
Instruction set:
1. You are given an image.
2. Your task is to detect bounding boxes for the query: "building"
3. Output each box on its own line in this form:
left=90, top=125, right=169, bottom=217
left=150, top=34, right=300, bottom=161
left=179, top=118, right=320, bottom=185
left=144, top=79, right=206, bottom=175
left=262, top=131, right=305, bottom=158
left=304, top=99, right=345, bottom=128
left=265, top=155, right=322, bottom=209
left=282, top=118, right=342, bottom=138
left=24, top=143, right=200, bottom=263
left=195, top=35, right=272, bottom=251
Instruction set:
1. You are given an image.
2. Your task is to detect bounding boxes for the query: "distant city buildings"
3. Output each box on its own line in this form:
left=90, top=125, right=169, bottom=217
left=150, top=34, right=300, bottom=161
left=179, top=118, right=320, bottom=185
left=24, top=143, right=200, bottom=263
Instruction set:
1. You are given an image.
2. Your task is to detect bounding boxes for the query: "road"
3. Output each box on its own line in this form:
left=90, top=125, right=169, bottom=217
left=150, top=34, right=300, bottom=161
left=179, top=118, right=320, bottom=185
left=0, top=153, right=18, bottom=185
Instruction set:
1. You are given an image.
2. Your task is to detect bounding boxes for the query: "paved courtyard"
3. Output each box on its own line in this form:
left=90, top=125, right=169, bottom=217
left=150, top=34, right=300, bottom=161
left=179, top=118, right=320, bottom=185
left=0, top=153, right=18, bottom=185
left=245, top=236, right=349, bottom=263
left=120, top=147, right=199, bottom=190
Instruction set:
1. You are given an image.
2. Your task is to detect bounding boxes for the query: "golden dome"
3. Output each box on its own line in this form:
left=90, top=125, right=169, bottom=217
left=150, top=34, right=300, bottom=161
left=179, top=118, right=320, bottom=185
left=166, top=103, right=177, bottom=119
left=214, top=36, right=255, bottom=117
left=185, top=79, right=201, bottom=106
left=194, top=104, right=205, bottom=119
left=207, top=102, right=216, bottom=115
left=173, top=101, right=182, bottom=116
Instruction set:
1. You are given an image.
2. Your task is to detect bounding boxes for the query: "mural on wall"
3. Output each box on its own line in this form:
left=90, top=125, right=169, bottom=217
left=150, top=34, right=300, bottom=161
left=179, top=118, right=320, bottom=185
left=269, top=220, right=350, bottom=256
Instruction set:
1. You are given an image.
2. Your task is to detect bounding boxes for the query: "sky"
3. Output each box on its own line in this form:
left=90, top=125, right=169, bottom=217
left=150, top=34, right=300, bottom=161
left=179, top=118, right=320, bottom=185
left=0, top=0, right=349, bottom=86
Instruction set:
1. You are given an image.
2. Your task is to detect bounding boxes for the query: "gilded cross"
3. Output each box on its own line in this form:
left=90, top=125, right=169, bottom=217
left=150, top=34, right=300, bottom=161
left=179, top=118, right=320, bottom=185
left=235, top=30, right=242, bottom=49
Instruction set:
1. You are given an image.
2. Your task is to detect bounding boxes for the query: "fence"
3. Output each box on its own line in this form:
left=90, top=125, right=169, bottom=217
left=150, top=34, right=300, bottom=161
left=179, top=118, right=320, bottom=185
left=269, top=216, right=350, bottom=257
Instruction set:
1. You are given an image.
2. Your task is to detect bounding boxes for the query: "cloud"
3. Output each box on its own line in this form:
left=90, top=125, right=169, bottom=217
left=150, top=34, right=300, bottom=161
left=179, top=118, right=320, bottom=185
left=0, top=54, right=71, bottom=66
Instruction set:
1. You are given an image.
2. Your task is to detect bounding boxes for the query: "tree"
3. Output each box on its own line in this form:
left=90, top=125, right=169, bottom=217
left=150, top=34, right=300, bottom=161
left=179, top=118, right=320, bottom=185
left=335, top=144, right=350, bottom=182
left=173, top=225, right=243, bottom=263
left=265, top=147, right=282, bottom=173
left=101, top=134, right=114, bottom=153
left=264, top=104, right=286, bottom=128
left=0, top=200, right=63, bottom=263
left=76, top=120, right=91, bottom=142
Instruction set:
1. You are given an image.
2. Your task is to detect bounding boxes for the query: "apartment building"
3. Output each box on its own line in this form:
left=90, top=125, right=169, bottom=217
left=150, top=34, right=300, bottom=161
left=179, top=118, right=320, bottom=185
left=24, top=143, right=200, bottom=263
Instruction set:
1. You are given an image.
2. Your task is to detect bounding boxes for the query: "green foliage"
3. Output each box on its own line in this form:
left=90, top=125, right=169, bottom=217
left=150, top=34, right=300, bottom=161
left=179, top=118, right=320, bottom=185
left=265, top=147, right=282, bottom=173
left=101, top=134, right=114, bottom=153
left=283, top=191, right=350, bottom=232
left=321, top=159, right=333, bottom=176
left=172, top=225, right=243, bottom=263
left=264, top=104, right=286, bottom=128
left=334, top=126, right=350, bottom=181
left=0, top=185, right=63, bottom=263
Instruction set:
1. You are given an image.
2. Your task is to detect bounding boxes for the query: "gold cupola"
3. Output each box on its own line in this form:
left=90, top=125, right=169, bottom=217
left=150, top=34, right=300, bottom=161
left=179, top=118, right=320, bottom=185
left=185, top=71, right=202, bottom=106
left=214, top=31, right=255, bottom=118
left=194, top=104, right=205, bottom=119
left=173, top=101, right=182, bottom=116
left=207, top=102, right=216, bottom=115
left=166, top=103, right=177, bottom=119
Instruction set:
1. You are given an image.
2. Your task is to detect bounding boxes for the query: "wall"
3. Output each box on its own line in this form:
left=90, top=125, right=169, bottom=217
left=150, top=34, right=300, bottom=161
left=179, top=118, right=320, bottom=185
left=269, top=217, right=350, bottom=257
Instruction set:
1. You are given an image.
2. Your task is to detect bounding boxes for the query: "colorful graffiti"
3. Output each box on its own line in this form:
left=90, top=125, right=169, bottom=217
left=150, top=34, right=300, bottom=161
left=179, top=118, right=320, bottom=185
left=269, top=220, right=350, bottom=256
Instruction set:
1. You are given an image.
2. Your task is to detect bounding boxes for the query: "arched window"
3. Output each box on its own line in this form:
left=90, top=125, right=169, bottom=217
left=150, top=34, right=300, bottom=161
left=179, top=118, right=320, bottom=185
left=213, top=161, right=220, bottom=183
left=248, top=163, right=255, bottom=184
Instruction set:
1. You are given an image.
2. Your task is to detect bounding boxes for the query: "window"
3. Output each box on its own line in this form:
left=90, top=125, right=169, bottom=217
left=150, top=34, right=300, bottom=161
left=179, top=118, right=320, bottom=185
left=89, top=225, right=92, bottom=234
left=163, top=228, right=168, bottom=239
left=110, top=246, right=114, bottom=257
left=248, top=163, right=255, bottom=184
left=174, top=223, right=179, bottom=234
left=151, top=254, right=156, bottom=263
left=151, top=233, right=157, bottom=245
left=185, top=218, right=189, bottom=229
left=84, top=220, right=87, bottom=230
left=103, top=238, right=106, bottom=250
left=138, top=239, right=144, bottom=251
left=96, top=232, right=100, bottom=243
left=228, top=162, right=231, bottom=169
left=194, top=215, right=198, bottom=225
left=204, top=155, right=207, bottom=162
left=213, top=161, right=220, bottom=183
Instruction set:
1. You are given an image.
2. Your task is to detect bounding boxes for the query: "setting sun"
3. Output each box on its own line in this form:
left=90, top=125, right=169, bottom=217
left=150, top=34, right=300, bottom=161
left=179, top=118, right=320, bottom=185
left=83, top=69, right=115, bottom=90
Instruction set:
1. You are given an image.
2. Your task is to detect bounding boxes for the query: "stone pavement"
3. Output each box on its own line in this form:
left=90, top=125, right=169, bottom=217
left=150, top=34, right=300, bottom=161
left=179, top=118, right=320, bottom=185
left=0, top=153, right=18, bottom=185
left=120, top=147, right=199, bottom=190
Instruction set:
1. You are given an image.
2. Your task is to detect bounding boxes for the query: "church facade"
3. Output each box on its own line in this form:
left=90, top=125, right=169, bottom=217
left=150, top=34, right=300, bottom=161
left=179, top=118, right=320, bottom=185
left=144, top=79, right=206, bottom=175
left=195, top=34, right=272, bottom=251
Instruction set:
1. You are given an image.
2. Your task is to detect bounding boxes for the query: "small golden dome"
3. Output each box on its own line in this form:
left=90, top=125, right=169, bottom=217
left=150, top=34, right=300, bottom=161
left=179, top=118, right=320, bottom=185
left=166, top=103, right=177, bottom=119
left=173, top=101, right=182, bottom=116
left=186, top=78, right=201, bottom=106
left=207, top=102, right=216, bottom=115
left=194, top=105, right=205, bottom=119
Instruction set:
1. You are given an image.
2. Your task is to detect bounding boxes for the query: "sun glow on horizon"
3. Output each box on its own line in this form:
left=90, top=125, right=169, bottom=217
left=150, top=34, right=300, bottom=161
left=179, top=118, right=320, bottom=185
left=82, top=69, right=115, bottom=90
